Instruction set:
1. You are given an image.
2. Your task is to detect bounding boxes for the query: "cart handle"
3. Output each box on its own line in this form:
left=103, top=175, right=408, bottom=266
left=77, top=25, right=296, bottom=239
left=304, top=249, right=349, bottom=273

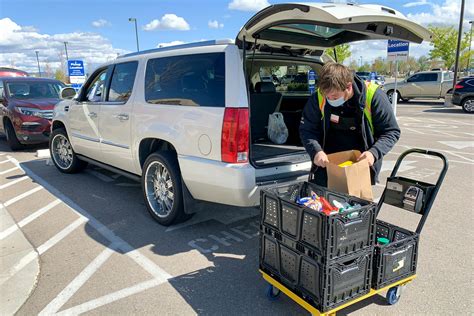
left=382, top=148, right=449, bottom=234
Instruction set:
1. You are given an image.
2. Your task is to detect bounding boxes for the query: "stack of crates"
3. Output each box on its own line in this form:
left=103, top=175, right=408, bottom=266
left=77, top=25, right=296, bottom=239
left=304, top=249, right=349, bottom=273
left=260, top=181, right=377, bottom=312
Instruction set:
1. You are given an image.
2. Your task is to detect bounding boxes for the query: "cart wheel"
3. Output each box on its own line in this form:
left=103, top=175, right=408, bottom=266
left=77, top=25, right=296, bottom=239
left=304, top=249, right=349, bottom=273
left=266, top=284, right=281, bottom=301
left=387, top=287, right=401, bottom=305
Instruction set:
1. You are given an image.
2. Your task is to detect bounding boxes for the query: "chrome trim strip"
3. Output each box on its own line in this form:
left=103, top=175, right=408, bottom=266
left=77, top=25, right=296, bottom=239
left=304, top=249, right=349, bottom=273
left=101, top=139, right=130, bottom=149
left=70, top=132, right=100, bottom=143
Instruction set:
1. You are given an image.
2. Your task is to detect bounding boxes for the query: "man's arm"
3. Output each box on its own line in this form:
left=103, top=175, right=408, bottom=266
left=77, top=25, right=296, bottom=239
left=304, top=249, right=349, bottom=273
left=367, top=88, right=401, bottom=161
left=299, top=94, right=324, bottom=160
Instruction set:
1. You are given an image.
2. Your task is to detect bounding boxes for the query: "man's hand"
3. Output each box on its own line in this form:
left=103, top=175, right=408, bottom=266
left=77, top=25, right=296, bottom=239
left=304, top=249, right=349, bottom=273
left=313, top=151, right=329, bottom=168
left=358, top=151, right=375, bottom=166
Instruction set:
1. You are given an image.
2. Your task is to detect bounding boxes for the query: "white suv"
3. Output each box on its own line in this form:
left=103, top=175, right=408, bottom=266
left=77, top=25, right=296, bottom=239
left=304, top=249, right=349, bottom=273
left=50, top=2, right=430, bottom=225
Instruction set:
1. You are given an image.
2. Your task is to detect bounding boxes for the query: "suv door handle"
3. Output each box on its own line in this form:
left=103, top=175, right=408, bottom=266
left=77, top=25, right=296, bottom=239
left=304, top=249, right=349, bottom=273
left=87, top=112, right=97, bottom=118
left=115, top=113, right=129, bottom=121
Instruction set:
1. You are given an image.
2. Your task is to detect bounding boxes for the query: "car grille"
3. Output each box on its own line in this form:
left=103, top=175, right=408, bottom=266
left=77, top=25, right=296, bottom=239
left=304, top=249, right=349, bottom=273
left=41, top=110, right=54, bottom=120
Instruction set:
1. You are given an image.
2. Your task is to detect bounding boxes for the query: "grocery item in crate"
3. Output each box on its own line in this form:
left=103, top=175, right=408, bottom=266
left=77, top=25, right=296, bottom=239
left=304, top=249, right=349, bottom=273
left=377, top=237, right=390, bottom=245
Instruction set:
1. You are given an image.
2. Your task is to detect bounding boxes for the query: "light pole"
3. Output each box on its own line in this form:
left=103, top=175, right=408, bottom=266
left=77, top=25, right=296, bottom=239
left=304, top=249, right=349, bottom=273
left=63, top=41, right=69, bottom=61
left=35, top=50, right=41, bottom=77
left=452, top=0, right=465, bottom=89
left=129, top=18, right=140, bottom=52
left=468, top=21, right=473, bottom=74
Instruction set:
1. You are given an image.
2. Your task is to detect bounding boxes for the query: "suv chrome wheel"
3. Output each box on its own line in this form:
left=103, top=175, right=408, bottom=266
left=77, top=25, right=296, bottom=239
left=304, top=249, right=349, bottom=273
left=51, top=134, right=73, bottom=170
left=145, top=161, right=174, bottom=218
left=462, top=98, right=474, bottom=113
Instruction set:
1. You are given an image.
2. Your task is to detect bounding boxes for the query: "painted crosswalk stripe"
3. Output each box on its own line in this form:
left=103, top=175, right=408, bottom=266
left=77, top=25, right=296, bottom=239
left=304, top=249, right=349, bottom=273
left=0, top=166, right=19, bottom=175
left=0, top=176, right=28, bottom=190
left=0, top=200, right=62, bottom=240
left=3, top=186, right=43, bottom=207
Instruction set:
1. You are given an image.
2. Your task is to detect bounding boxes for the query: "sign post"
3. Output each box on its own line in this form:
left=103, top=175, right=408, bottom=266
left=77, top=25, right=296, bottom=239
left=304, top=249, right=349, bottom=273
left=67, top=60, right=86, bottom=92
left=387, top=40, right=409, bottom=117
left=308, top=70, right=316, bottom=95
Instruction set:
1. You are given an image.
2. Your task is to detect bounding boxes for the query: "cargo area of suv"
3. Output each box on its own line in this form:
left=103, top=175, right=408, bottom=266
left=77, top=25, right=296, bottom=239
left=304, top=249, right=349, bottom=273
left=246, top=56, right=322, bottom=168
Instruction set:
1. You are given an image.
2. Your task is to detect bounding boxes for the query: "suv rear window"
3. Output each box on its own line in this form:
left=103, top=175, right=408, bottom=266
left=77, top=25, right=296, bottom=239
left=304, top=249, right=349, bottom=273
left=145, top=53, right=225, bottom=107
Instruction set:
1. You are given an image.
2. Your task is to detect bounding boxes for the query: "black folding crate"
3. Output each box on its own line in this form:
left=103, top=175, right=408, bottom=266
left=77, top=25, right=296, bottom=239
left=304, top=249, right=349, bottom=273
left=260, top=226, right=372, bottom=312
left=372, top=220, right=419, bottom=289
left=261, top=181, right=376, bottom=260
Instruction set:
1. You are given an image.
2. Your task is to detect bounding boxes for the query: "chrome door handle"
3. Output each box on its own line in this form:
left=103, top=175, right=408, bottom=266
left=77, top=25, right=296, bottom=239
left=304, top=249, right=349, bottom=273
left=115, top=113, right=129, bottom=121
left=88, top=112, right=97, bottom=118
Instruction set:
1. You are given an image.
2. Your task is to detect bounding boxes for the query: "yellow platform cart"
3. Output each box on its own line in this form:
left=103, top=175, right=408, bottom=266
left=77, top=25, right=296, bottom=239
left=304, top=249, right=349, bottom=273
left=261, top=270, right=416, bottom=315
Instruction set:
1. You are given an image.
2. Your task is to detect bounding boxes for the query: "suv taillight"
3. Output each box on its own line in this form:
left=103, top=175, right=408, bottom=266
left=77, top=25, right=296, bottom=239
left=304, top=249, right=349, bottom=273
left=221, top=108, right=249, bottom=163
left=454, top=84, right=464, bottom=89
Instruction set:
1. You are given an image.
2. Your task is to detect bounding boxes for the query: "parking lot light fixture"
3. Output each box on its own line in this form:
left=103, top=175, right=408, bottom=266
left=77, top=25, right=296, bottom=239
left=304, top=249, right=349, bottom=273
left=35, top=50, right=41, bottom=77
left=129, top=18, right=140, bottom=52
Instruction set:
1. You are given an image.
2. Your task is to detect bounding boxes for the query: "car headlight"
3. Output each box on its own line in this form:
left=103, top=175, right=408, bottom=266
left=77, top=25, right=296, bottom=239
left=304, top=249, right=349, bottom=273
left=15, top=107, right=43, bottom=118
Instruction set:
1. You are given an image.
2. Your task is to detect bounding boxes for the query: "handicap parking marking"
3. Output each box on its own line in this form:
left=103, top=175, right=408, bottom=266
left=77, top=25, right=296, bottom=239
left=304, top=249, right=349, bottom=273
left=4, top=156, right=174, bottom=315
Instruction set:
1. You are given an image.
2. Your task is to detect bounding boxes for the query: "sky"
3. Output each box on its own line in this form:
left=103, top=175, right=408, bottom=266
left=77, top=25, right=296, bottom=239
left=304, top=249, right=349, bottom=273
left=1, top=0, right=473, bottom=74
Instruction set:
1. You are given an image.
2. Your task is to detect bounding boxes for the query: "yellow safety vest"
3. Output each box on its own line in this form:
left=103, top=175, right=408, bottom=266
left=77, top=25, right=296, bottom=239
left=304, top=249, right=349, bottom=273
left=317, top=81, right=378, bottom=135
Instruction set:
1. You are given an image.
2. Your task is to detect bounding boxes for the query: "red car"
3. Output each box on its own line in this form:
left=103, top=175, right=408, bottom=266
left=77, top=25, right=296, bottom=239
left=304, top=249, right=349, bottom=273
left=0, top=77, right=65, bottom=150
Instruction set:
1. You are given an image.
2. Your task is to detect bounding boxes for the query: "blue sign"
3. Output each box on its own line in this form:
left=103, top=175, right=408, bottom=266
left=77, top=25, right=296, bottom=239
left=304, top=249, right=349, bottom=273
left=308, top=70, right=316, bottom=94
left=387, top=40, right=409, bottom=61
left=67, top=60, right=85, bottom=77
left=71, top=83, right=83, bottom=92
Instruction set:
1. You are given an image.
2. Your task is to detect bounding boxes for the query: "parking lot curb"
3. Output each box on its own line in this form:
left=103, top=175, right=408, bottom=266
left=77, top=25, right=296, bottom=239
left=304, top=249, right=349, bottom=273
left=0, top=204, right=40, bottom=315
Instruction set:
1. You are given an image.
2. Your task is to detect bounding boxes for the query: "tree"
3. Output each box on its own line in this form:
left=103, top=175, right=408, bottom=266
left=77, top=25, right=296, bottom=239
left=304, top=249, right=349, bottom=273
left=324, top=44, right=351, bottom=63
left=417, top=56, right=430, bottom=71
left=357, top=62, right=371, bottom=72
left=372, top=57, right=388, bottom=75
left=55, top=69, right=67, bottom=82
left=428, top=26, right=471, bottom=70
left=348, top=60, right=359, bottom=71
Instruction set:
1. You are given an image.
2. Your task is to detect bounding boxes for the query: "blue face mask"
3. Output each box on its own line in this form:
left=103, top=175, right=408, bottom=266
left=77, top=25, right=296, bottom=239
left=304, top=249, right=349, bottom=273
left=327, top=96, right=345, bottom=107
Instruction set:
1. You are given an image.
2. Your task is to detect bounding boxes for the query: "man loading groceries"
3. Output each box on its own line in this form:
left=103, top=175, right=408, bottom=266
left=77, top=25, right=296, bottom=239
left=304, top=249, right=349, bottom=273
left=299, top=63, right=400, bottom=187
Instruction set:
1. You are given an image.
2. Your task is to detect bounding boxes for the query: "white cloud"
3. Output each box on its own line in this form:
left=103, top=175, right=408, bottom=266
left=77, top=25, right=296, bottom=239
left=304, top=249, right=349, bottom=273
left=156, top=40, right=186, bottom=48
left=0, top=18, right=128, bottom=75
left=403, top=0, right=430, bottom=8
left=91, top=19, right=111, bottom=28
left=143, top=14, right=190, bottom=31
left=348, top=40, right=432, bottom=63
left=228, top=0, right=269, bottom=12
left=208, top=20, right=224, bottom=29
left=407, top=0, right=474, bottom=27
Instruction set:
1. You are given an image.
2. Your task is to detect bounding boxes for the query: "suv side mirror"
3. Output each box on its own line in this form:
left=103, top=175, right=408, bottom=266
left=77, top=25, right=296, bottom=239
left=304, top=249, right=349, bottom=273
left=60, top=87, right=77, bottom=100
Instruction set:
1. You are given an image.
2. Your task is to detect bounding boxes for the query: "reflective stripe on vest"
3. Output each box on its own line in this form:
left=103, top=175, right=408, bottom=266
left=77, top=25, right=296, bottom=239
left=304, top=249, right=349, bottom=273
left=317, top=81, right=377, bottom=135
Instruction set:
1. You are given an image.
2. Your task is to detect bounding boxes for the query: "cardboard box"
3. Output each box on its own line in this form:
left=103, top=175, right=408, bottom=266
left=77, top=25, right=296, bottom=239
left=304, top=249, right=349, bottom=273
left=327, top=150, right=373, bottom=201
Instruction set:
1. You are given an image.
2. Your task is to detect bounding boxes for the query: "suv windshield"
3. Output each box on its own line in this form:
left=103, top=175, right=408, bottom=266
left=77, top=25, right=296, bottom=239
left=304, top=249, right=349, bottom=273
left=6, top=81, right=65, bottom=99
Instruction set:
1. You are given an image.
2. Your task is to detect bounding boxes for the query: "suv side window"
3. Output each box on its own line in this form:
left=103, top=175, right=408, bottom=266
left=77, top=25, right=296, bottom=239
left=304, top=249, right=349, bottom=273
left=425, top=73, right=438, bottom=82
left=107, top=61, right=138, bottom=103
left=407, top=74, right=421, bottom=82
left=145, top=53, right=225, bottom=107
left=85, top=69, right=108, bottom=102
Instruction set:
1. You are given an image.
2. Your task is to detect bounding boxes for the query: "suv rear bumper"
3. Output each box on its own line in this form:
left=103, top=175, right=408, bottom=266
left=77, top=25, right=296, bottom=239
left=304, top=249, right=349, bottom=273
left=178, top=155, right=259, bottom=207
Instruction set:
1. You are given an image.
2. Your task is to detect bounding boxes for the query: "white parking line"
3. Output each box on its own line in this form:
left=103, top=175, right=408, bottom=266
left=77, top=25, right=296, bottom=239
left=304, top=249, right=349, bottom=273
left=0, top=159, right=11, bottom=164
left=37, top=217, right=87, bottom=254
left=403, top=127, right=425, bottom=135
left=55, top=278, right=166, bottom=316
left=3, top=186, right=43, bottom=207
left=39, top=244, right=118, bottom=316
left=0, top=175, right=28, bottom=190
left=0, top=251, right=38, bottom=286
left=7, top=156, right=173, bottom=311
left=0, top=166, right=19, bottom=175
left=0, top=200, right=62, bottom=240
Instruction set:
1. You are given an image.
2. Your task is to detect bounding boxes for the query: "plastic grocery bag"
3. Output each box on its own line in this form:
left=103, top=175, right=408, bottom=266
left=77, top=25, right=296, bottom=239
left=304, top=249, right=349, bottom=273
left=267, top=112, right=288, bottom=144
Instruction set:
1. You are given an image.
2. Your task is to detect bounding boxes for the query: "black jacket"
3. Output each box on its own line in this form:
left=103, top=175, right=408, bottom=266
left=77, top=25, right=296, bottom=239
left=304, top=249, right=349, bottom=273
left=299, top=75, right=401, bottom=183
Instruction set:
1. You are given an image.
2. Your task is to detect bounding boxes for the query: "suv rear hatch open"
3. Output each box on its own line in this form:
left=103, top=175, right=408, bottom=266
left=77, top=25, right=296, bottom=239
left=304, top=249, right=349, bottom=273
left=236, top=2, right=431, bottom=185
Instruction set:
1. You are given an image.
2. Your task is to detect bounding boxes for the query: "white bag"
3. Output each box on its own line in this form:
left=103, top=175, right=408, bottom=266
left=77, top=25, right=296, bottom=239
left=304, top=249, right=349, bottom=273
left=267, top=112, right=288, bottom=144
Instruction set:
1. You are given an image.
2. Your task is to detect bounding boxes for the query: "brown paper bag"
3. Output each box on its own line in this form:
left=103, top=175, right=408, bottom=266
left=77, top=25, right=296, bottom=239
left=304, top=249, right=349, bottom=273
left=326, top=150, right=373, bottom=201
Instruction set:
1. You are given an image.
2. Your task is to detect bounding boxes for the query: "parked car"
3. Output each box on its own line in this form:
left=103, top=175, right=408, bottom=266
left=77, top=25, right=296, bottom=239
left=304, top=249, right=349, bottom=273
left=374, top=75, right=385, bottom=86
left=50, top=2, right=430, bottom=225
left=451, top=76, right=474, bottom=113
left=383, top=71, right=453, bottom=103
left=0, top=77, right=65, bottom=150
left=356, top=72, right=370, bottom=81
left=0, top=67, right=28, bottom=77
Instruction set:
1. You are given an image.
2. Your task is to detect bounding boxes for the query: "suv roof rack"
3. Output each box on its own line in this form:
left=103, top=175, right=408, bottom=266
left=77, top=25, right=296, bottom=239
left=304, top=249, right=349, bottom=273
left=118, top=39, right=234, bottom=59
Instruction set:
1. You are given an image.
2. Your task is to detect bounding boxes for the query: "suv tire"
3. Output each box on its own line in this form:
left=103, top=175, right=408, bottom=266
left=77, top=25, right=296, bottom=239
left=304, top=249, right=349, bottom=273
left=50, top=128, right=87, bottom=173
left=461, top=97, right=474, bottom=113
left=5, top=120, right=24, bottom=150
left=142, top=151, right=188, bottom=226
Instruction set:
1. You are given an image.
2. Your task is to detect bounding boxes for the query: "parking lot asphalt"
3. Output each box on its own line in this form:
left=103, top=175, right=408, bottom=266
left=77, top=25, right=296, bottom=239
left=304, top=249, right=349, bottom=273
left=0, top=100, right=473, bottom=315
